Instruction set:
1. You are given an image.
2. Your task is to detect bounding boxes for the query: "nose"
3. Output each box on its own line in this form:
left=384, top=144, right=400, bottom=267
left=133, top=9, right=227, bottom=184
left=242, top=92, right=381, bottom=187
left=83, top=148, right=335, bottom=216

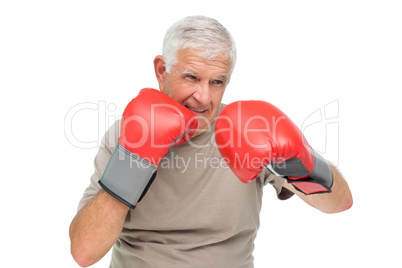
left=192, top=81, right=211, bottom=106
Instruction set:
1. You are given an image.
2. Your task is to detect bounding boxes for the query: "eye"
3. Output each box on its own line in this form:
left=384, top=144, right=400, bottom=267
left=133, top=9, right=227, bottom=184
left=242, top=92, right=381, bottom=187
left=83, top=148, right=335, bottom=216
left=212, top=80, right=224, bottom=85
left=186, top=75, right=197, bottom=80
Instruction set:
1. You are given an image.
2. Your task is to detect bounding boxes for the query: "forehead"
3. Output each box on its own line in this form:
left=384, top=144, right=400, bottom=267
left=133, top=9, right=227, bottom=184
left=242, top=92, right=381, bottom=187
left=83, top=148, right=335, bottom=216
left=175, top=48, right=231, bottom=76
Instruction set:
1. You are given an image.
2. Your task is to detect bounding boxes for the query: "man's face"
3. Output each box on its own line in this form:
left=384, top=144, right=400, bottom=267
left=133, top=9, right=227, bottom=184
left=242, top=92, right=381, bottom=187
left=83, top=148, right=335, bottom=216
left=155, top=48, right=231, bottom=137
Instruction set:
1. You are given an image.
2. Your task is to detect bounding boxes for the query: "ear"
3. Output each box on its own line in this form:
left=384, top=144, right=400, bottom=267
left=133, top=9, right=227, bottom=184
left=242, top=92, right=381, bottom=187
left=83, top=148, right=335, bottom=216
left=154, top=55, right=166, bottom=91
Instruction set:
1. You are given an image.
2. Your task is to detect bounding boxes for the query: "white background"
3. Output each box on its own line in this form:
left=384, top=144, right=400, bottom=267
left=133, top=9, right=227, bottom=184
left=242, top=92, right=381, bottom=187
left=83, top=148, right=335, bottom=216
left=1, top=1, right=401, bottom=267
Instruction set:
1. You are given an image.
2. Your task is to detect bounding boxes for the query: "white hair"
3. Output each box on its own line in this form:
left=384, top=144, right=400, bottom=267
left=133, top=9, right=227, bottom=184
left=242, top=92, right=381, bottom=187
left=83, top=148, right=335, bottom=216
left=162, top=16, right=237, bottom=75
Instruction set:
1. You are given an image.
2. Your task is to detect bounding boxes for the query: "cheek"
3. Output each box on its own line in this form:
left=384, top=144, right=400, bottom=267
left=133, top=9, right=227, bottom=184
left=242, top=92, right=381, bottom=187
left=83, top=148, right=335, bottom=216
left=162, top=76, right=180, bottom=97
left=211, top=90, right=225, bottom=107
left=161, top=75, right=172, bottom=95
left=166, top=83, right=194, bottom=103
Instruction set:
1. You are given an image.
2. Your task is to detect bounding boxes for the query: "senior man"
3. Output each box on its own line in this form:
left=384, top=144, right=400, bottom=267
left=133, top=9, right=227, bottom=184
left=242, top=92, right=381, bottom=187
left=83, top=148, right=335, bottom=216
left=69, top=15, right=352, bottom=268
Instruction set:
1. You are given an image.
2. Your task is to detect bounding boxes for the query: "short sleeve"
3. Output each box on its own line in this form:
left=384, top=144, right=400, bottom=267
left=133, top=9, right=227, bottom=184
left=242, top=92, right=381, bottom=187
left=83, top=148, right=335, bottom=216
left=258, top=167, right=294, bottom=200
left=77, top=120, right=120, bottom=211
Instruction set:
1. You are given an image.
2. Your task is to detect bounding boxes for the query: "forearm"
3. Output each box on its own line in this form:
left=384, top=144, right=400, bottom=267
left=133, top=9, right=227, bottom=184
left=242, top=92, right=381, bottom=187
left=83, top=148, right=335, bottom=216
left=283, top=164, right=353, bottom=214
left=69, top=190, right=129, bottom=267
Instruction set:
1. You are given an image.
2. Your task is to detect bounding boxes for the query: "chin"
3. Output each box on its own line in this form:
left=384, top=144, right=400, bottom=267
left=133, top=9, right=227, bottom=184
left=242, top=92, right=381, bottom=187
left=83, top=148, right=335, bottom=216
left=191, top=125, right=208, bottom=138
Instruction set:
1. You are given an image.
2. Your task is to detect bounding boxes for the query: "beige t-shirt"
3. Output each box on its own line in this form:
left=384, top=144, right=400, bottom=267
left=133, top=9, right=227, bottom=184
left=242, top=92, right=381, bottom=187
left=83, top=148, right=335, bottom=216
left=78, top=105, right=293, bottom=268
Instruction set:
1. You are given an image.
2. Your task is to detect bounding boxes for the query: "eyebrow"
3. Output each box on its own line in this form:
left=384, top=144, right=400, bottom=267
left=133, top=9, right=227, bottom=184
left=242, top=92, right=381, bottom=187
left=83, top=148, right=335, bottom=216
left=180, top=70, right=198, bottom=77
left=180, top=70, right=229, bottom=81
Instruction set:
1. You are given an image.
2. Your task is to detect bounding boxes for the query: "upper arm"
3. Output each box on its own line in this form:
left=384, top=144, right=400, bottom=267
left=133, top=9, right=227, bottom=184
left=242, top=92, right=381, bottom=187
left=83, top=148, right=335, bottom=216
left=77, top=120, right=119, bottom=211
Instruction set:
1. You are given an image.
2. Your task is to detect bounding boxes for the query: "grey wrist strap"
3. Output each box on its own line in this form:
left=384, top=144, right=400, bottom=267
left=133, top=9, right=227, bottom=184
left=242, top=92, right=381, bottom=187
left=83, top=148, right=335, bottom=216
left=309, top=149, right=333, bottom=191
left=98, top=143, right=157, bottom=209
left=266, top=149, right=333, bottom=194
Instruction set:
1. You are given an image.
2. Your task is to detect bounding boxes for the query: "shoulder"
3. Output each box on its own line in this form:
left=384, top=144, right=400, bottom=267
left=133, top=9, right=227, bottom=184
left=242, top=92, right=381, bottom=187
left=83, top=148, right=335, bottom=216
left=100, top=119, right=120, bottom=153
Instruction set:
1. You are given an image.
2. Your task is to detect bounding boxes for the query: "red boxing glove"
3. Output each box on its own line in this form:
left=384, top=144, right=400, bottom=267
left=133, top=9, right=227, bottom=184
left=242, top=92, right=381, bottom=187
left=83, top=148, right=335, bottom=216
left=99, top=88, right=198, bottom=208
left=119, top=88, right=197, bottom=164
left=215, top=101, right=333, bottom=195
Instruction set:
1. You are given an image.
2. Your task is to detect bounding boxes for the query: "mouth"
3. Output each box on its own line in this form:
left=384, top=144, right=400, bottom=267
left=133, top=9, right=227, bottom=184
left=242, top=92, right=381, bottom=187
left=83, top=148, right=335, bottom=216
left=186, top=106, right=207, bottom=114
